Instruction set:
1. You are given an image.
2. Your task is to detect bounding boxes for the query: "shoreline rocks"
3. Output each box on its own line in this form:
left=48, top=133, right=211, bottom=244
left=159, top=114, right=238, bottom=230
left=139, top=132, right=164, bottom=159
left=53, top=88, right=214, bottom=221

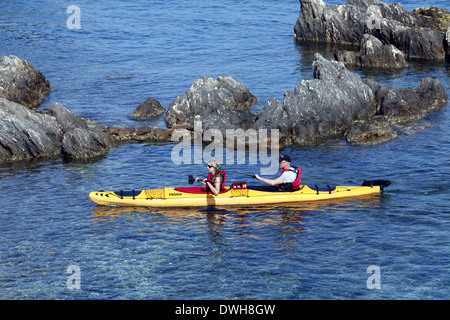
left=294, top=0, right=449, bottom=62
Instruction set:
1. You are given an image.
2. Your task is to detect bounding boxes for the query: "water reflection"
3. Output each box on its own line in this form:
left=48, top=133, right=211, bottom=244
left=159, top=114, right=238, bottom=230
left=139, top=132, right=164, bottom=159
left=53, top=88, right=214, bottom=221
left=89, top=195, right=381, bottom=260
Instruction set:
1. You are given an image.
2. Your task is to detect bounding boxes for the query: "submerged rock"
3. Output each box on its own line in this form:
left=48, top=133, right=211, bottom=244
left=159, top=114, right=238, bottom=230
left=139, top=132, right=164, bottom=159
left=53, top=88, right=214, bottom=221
left=0, top=55, right=51, bottom=108
left=294, top=0, right=448, bottom=61
left=164, top=76, right=258, bottom=133
left=346, top=118, right=397, bottom=145
left=107, top=126, right=173, bottom=142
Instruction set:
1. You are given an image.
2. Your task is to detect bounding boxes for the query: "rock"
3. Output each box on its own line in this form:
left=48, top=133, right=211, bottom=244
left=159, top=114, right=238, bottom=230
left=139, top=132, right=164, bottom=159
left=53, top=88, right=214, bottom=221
left=256, top=54, right=448, bottom=146
left=0, top=55, right=51, bottom=108
left=346, top=118, right=397, bottom=145
left=257, top=53, right=376, bottom=145
left=164, top=76, right=258, bottom=132
left=333, top=34, right=408, bottom=69
left=131, top=97, right=166, bottom=120
left=255, top=98, right=290, bottom=138
left=107, top=126, right=173, bottom=142
left=364, top=77, right=448, bottom=125
left=46, top=102, right=87, bottom=133
left=0, top=98, right=63, bottom=162
left=61, top=127, right=113, bottom=160
left=294, top=0, right=448, bottom=61
left=0, top=98, right=116, bottom=163
left=412, top=6, right=450, bottom=32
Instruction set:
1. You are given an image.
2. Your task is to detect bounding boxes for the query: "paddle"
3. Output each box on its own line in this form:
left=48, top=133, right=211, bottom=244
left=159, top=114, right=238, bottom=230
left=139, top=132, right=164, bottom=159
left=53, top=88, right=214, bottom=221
left=362, top=180, right=391, bottom=191
left=233, top=170, right=257, bottom=179
left=188, top=175, right=212, bottom=185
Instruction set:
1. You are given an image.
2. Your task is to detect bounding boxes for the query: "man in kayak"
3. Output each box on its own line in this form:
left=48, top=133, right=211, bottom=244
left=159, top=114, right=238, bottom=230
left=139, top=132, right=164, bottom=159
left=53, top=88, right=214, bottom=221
left=194, top=159, right=226, bottom=196
left=254, top=154, right=302, bottom=191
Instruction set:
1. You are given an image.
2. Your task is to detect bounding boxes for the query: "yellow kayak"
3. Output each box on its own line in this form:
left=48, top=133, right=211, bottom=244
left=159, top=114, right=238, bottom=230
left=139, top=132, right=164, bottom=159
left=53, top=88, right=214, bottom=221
left=89, top=180, right=390, bottom=207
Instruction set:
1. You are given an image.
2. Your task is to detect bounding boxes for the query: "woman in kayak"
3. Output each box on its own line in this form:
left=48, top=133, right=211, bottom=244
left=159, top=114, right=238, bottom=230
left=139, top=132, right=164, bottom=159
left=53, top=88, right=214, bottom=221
left=195, top=159, right=226, bottom=195
left=254, top=154, right=301, bottom=191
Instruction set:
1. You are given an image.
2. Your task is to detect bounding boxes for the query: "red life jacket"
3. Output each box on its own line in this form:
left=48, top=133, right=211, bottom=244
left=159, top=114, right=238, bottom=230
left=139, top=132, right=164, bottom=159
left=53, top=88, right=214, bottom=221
left=279, top=167, right=301, bottom=191
left=207, top=171, right=226, bottom=191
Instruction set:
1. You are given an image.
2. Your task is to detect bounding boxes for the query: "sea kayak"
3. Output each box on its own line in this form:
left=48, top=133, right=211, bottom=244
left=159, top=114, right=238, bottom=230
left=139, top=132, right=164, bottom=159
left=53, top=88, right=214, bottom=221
left=89, top=180, right=390, bottom=207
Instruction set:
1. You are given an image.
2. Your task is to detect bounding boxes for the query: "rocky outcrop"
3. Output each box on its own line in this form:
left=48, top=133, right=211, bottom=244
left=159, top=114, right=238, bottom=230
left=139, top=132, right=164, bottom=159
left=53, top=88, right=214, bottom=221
left=0, top=98, right=63, bottom=162
left=256, top=53, right=376, bottom=145
left=0, top=99, right=114, bottom=163
left=0, top=55, right=51, bottom=108
left=164, top=76, right=258, bottom=133
left=131, top=97, right=166, bottom=120
left=294, top=0, right=448, bottom=61
left=333, top=34, right=408, bottom=68
left=255, top=53, right=448, bottom=146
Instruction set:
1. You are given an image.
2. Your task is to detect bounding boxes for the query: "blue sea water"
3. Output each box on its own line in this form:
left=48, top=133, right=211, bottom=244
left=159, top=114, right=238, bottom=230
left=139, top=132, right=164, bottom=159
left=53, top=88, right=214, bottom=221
left=0, top=0, right=449, bottom=300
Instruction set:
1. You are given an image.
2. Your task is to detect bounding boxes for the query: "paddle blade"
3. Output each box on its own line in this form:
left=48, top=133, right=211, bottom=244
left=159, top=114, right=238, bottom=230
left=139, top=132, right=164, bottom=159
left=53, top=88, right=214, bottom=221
left=362, top=180, right=391, bottom=189
left=188, top=175, right=196, bottom=184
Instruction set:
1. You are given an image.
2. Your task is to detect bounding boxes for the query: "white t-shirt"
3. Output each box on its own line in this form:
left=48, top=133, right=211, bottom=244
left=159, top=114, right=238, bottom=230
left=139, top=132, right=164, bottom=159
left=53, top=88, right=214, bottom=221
left=279, top=169, right=297, bottom=183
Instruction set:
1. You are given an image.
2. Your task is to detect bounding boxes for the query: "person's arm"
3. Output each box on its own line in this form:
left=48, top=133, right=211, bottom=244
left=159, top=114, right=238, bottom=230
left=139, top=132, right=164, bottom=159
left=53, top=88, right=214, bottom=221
left=205, top=176, right=221, bottom=195
left=254, top=174, right=283, bottom=186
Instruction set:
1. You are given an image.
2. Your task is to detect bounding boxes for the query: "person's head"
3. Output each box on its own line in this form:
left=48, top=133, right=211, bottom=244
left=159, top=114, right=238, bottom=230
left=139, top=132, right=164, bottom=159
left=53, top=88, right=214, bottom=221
left=279, top=154, right=291, bottom=169
left=207, top=159, right=221, bottom=175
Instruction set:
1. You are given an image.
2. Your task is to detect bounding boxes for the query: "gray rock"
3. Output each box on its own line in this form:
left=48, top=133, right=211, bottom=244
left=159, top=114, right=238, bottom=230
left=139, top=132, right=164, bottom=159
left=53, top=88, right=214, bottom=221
left=364, top=77, right=448, bottom=125
left=294, top=0, right=447, bottom=61
left=46, top=102, right=88, bottom=133
left=256, top=54, right=448, bottom=146
left=61, top=127, right=113, bottom=160
left=0, top=55, right=51, bottom=108
left=333, top=34, right=408, bottom=69
left=265, top=53, right=376, bottom=145
left=131, top=97, right=166, bottom=120
left=0, top=98, right=115, bottom=163
left=0, top=98, right=63, bottom=162
left=164, top=76, right=258, bottom=132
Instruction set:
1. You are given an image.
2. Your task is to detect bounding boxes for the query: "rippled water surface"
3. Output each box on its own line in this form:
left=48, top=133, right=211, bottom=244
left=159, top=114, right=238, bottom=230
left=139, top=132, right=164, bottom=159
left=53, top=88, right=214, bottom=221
left=0, top=0, right=449, bottom=300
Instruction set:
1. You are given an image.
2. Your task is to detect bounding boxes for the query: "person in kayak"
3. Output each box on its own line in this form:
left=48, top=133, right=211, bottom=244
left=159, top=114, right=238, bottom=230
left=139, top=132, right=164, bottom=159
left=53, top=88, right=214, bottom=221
left=194, top=159, right=226, bottom=195
left=254, top=154, right=302, bottom=191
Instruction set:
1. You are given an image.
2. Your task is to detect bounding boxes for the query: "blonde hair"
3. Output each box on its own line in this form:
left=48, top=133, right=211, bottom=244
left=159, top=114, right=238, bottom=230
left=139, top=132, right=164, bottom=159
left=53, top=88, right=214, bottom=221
left=208, top=159, right=221, bottom=174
